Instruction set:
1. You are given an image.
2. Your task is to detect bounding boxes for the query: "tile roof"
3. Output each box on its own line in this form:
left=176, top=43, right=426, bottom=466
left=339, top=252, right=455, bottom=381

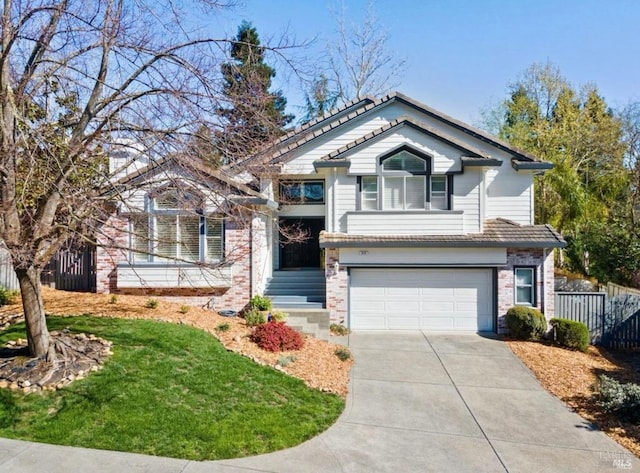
left=319, top=218, right=565, bottom=249
left=317, top=116, right=494, bottom=163
left=232, top=91, right=548, bottom=169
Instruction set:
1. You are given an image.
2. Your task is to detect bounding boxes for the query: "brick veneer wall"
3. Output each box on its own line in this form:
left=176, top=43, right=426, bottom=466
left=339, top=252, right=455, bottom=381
left=496, top=247, right=555, bottom=333
left=325, top=247, right=348, bottom=325
left=95, top=214, right=130, bottom=293
left=95, top=214, right=252, bottom=312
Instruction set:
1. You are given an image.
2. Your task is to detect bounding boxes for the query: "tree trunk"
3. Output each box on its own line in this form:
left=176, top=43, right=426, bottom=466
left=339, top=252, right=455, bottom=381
left=15, top=266, right=52, bottom=360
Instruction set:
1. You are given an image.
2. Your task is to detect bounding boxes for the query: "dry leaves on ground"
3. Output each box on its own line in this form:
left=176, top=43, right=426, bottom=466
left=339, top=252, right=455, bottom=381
left=507, top=340, right=640, bottom=457
left=0, top=288, right=352, bottom=397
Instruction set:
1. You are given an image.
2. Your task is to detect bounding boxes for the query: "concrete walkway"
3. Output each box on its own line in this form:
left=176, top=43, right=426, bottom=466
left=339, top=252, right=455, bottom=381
left=1, top=332, right=638, bottom=472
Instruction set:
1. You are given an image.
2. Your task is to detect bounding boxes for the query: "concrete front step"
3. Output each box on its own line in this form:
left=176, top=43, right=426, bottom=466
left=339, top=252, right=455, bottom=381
left=276, top=309, right=330, bottom=341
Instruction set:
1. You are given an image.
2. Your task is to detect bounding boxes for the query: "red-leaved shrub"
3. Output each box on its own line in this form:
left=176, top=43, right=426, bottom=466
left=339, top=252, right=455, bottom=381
left=250, top=322, right=304, bottom=352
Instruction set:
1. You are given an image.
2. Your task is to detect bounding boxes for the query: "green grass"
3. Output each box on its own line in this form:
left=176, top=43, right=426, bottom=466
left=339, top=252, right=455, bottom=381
left=0, top=316, right=344, bottom=460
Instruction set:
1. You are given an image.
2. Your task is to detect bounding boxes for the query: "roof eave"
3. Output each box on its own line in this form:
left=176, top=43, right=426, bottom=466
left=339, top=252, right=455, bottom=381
left=230, top=196, right=278, bottom=210
left=313, top=160, right=351, bottom=171
left=461, top=157, right=503, bottom=168
left=319, top=239, right=566, bottom=249
left=511, top=160, right=554, bottom=172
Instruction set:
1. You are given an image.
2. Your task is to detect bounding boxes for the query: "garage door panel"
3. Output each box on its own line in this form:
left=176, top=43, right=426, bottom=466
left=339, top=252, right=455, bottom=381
left=350, top=268, right=493, bottom=332
left=387, top=300, right=420, bottom=311
left=388, top=316, right=421, bottom=329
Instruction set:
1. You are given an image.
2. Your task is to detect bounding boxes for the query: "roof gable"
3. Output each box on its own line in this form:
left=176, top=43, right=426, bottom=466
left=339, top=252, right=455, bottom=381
left=238, top=91, right=548, bottom=170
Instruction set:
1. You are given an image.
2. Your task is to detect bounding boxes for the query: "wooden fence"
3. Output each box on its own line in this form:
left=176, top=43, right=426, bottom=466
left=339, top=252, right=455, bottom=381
left=0, top=245, right=96, bottom=293
left=53, top=245, right=96, bottom=292
left=555, top=291, right=640, bottom=349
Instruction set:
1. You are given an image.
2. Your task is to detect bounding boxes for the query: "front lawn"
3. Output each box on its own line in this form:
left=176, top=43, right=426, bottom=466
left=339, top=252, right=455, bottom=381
left=0, top=316, right=344, bottom=460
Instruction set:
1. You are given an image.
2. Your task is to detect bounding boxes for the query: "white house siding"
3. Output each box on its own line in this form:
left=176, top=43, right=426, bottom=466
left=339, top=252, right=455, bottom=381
left=453, top=170, right=481, bottom=233
left=333, top=171, right=357, bottom=233
left=116, top=265, right=232, bottom=288
left=484, top=168, right=533, bottom=225
left=346, top=127, right=461, bottom=175
left=346, top=211, right=464, bottom=235
left=339, top=247, right=506, bottom=266
left=281, top=114, right=392, bottom=175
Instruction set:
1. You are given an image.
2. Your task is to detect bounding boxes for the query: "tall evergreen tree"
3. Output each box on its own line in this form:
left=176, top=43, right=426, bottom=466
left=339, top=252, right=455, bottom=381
left=217, top=21, right=293, bottom=163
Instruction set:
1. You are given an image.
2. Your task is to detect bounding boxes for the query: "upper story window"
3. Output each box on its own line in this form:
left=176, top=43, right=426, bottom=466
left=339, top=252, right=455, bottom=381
left=131, top=187, right=223, bottom=264
left=280, top=180, right=324, bottom=204
left=358, top=147, right=451, bottom=211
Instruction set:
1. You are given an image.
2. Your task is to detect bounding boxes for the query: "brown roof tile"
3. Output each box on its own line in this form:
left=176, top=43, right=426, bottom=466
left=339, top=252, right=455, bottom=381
left=319, top=218, right=565, bottom=249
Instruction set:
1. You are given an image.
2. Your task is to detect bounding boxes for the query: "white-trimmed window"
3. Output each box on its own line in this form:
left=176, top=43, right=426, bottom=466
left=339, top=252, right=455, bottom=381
left=514, top=267, right=536, bottom=306
left=358, top=147, right=450, bottom=211
left=131, top=188, right=223, bottom=263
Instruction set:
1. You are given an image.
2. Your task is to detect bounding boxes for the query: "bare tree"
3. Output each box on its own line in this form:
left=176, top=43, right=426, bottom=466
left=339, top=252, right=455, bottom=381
left=0, top=0, right=292, bottom=361
left=327, top=0, right=406, bottom=102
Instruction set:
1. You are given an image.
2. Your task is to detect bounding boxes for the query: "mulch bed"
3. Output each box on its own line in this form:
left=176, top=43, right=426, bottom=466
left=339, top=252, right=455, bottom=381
left=507, top=340, right=640, bottom=457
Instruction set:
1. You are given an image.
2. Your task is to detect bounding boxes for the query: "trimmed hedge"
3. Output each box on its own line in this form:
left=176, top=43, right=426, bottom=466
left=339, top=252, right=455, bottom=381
left=250, top=322, right=304, bottom=352
left=550, top=318, right=589, bottom=352
left=505, top=306, right=547, bottom=340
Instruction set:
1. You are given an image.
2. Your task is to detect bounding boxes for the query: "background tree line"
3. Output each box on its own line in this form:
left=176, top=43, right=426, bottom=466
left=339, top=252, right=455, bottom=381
left=483, top=62, right=640, bottom=288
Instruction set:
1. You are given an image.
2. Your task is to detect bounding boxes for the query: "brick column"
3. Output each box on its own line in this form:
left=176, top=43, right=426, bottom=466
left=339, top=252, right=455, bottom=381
left=215, top=220, right=251, bottom=312
left=325, top=247, right=348, bottom=325
left=95, top=214, right=129, bottom=293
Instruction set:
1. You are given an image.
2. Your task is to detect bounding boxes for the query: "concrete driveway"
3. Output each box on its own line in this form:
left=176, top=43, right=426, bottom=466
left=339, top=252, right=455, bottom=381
left=0, top=332, right=638, bottom=472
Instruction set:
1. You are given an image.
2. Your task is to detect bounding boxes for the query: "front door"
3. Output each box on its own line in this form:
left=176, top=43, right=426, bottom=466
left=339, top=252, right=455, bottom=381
left=279, top=218, right=324, bottom=269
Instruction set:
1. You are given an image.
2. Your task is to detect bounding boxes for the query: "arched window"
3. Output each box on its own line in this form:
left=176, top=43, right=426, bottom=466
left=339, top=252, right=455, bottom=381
left=131, top=187, right=223, bottom=264
left=359, top=146, right=451, bottom=211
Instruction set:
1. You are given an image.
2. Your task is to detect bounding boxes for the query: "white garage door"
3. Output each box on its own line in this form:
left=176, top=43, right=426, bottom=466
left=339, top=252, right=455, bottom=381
left=349, top=268, right=494, bottom=331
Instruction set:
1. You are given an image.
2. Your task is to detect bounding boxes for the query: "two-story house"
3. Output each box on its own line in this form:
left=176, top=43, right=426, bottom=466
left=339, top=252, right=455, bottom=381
left=95, top=92, right=565, bottom=333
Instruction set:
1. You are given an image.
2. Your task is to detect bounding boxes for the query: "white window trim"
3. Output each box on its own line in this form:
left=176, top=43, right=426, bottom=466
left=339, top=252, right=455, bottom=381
left=130, top=191, right=223, bottom=264
left=358, top=150, right=451, bottom=211
left=514, top=267, right=536, bottom=306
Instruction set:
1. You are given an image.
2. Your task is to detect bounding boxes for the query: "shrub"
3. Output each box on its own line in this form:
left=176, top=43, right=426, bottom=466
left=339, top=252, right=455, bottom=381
left=334, top=347, right=351, bottom=361
left=270, top=311, right=287, bottom=322
left=249, top=294, right=272, bottom=311
left=550, top=318, right=589, bottom=352
left=244, top=308, right=266, bottom=327
left=250, top=322, right=304, bottom=352
left=505, top=306, right=547, bottom=340
left=330, top=323, right=350, bottom=336
left=277, top=355, right=297, bottom=367
left=0, top=287, right=19, bottom=306
left=215, top=323, right=230, bottom=332
left=596, top=375, right=640, bottom=423
left=179, top=305, right=191, bottom=314
left=108, top=294, right=118, bottom=304
left=144, top=298, right=159, bottom=309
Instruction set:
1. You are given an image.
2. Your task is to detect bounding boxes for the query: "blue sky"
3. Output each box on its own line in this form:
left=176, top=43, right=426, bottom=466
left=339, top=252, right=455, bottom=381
left=216, top=0, right=640, bottom=125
